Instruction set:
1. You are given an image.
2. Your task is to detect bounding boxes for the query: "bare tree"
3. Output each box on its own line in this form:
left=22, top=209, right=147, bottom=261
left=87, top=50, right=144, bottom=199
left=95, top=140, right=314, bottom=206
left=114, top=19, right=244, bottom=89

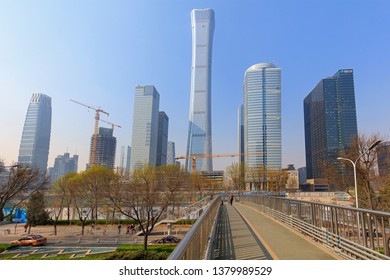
left=226, top=162, right=247, bottom=196
left=0, top=162, right=49, bottom=222
left=106, top=166, right=180, bottom=251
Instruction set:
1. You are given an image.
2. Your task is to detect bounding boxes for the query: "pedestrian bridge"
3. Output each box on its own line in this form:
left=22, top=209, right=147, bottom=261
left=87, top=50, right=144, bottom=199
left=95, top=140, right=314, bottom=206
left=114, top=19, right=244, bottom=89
left=168, top=195, right=390, bottom=260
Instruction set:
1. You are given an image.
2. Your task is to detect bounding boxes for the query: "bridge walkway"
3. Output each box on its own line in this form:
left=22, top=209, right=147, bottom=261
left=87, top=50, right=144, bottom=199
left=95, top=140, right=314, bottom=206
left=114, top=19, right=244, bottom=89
left=211, top=202, right=342, bottom=260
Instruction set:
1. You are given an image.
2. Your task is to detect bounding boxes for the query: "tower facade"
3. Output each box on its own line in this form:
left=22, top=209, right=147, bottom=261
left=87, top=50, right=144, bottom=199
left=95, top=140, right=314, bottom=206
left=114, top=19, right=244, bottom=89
left=89, top=127, right=116, bottom=169
left=119, top=145, right=131, bottom=175
left=156, top=111, right=169, bottom=167
left=50, top=152, right=78, bottom=182
left=304, top=69, right=358, bottom=180
left=18, top=93, right=52, bottom=171
left=186, top=8, right=215, bottom=172
left=167, top=141, right=176, bottom=165
left=243, top=63, right=282, bottom=171
left=130, top=85, right=160, bottom=170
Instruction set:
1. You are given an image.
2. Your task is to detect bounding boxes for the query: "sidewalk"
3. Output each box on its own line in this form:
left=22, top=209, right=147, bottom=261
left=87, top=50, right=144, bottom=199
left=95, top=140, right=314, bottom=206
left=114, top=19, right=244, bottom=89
left=211, top=203, right=272, bottom=260
left=234, top=203, right=341, bottom=260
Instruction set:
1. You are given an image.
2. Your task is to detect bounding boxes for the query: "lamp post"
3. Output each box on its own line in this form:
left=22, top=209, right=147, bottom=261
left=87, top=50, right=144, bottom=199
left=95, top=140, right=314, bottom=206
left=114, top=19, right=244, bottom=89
left=337, top=139, right=381, bottom=238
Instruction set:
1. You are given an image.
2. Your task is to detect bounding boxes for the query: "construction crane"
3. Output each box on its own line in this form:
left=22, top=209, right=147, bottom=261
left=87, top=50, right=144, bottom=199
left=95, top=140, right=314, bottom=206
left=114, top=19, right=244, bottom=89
left=100, top=119, right=122, bottom=133
left=175, top=152, right=265, bottom=173
left=70, top=99, right=109, bottom=167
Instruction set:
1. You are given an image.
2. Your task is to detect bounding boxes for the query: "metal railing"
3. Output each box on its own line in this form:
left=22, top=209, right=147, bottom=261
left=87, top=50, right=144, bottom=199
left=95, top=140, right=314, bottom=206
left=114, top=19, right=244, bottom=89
left=168, top=196, right=221, bottom=260
left=240, top=195, right=390, bottom=260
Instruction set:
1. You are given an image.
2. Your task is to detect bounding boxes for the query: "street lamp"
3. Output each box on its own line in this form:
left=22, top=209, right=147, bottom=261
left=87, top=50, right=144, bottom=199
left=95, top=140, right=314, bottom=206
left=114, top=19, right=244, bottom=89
left=337, top=140, right=381, bottom=238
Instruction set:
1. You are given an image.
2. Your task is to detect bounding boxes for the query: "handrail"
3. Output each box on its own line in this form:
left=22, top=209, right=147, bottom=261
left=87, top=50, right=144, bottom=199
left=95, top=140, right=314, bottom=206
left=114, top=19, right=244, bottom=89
left=168, top=196, right=220, bottom=260
left=240, top=195, right=390, bottom=259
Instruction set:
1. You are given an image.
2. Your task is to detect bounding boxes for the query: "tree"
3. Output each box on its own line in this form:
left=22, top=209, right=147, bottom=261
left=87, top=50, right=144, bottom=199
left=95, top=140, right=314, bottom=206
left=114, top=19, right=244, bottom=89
left=226, top=162, right=247, bottom=196
left=47, top=172, right=77, bottom=235
left=26, top=191, right=49, bottom=233
left=106, top=166, right=180, bottom=251
left=338, top=133, right=386, bottom=210
left=0, top=161, right=49, bottom=222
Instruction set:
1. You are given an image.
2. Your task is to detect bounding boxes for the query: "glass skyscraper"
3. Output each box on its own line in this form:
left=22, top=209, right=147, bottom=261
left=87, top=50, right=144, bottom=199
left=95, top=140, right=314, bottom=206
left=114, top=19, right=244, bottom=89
left=130, top=85, right=160, bottom=170
left=243, top=63, right=282, bottom=170
left=186, top=8, right=215, bottom=172
left=18, top=93, right=52, bottom=171
left=304, top=69, right=358, bottom=180
left=156, top=111, right=169, bottom=167
left=166, top=141, right=176, bottom=165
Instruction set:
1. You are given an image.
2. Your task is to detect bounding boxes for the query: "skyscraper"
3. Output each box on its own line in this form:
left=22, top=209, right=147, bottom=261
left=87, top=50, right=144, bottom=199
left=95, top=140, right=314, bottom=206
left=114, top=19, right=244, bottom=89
left=167, top=141, right=176, bottom=165
left=50, top=152, right=78, bottom=182
left=304, top=69, right=358, bottom=181
left=238, top=104, right=245, bottom=164
left=119, top=145, right=131, bottom=175
left=89, top=127, right=116, bottom=169
left=186, top=8, right=215, bottom=172
left=130, top=85, right=160, bottom=170
left=156, top=111, right=169, bottom=167
left=18, top=93, right=52, bottom=171
left=243, top=63, right=282, bottom=173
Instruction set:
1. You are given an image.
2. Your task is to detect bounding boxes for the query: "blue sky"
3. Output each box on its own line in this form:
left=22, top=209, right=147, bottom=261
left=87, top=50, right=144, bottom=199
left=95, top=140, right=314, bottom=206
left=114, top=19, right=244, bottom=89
left=0, top=0, right=389, bottom=171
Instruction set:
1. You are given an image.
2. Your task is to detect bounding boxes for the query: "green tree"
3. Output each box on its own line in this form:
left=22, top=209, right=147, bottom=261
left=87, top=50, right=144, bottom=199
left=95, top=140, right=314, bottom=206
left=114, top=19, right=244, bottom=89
left=26, top=191, right=49, bottom=233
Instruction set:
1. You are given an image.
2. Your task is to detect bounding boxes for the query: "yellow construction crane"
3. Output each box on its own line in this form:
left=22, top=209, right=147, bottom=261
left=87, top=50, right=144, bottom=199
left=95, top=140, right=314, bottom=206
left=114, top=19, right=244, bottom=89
left=100, top=119, right=122, bottom=133
left=70, top=99, right=109, bottom=167
left=175, top=152, right=265, bottom=173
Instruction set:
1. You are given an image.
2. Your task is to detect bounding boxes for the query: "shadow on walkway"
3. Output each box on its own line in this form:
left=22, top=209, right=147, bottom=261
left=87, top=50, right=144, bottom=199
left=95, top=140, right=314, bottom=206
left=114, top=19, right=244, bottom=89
left=211, top=204, right=272, bottom=260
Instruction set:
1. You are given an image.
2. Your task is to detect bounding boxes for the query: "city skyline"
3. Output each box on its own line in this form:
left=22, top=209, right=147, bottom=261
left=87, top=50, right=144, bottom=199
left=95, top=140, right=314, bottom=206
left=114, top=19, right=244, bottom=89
left=1, top=1, right=389, bottom=172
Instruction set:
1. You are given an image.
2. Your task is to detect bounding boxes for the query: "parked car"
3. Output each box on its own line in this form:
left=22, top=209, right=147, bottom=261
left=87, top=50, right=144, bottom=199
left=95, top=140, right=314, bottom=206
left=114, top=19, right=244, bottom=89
left=150, top=236, right=181, bottom=245
left=11, top=234, right=47, bottom=246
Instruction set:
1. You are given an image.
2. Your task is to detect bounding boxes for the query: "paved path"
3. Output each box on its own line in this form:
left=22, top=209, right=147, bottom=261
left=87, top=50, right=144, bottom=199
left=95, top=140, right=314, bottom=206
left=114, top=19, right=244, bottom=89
left=212, top=202, right=341, bottom=260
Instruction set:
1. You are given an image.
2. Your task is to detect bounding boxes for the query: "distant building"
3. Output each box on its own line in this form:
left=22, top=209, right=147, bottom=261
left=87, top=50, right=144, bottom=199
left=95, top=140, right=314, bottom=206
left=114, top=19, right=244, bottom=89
left=18, top=93, right=52, bottom=171
left=130, top=85, right=160, bottom=170
left=377, top=141, right=390, bottom=177
left=201, top=170, right=224, bottom=194
left=119, top=145, right=131, bottom=175
left=304, top=69, right=358, bottom=187
left=89, top=127, right=116, bottom=169
left=156, top=112, right=169, bottom=167
left=167, top=141, right=176, bottom=165
left=186, top=8, right=215, bottom=172
left=282, top=165, right=299, bottom=191
left=49, top=152, right=78, bottom=182
left=238, top=104, right=244, bottom=164
left=298, top=167, right=307, bottom=186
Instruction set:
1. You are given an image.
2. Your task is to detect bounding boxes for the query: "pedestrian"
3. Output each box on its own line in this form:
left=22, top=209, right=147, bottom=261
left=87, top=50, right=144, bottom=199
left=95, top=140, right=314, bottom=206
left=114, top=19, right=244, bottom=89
left=130, top=224, right=135, bottom=234
left=117, top=224, right=122, bottom=235
left=90, top=223, right=95, bottom=234
left=24, top=223, right=28, bottom=233
left=126, top=224, right=130, bottom=235
left=229, top=194, right=234, bottom=205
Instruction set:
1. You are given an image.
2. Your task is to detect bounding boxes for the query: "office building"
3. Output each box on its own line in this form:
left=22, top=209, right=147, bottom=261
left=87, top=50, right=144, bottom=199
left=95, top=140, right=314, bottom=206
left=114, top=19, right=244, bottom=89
left=238, top=104, right=245, bottom=164
left=18, top=93, right=52, bottom=171
left=119, top=145, right=131, bottom=175
left=377, top=141, right=390, bottom=177
left=167, top=141, right=176, bottom=165
left=50, top=152, right=78, bottom=182
left=186, top=8, right=215, bottom=172
left=156, top=111, right=169, bottom=167
left=304, top=69, right=358, bottom=182
left=130, top=85, right=160, bottom=170
left=243, top=63, right=282, bottom=174
left=89, top=127, right=116, bottom=169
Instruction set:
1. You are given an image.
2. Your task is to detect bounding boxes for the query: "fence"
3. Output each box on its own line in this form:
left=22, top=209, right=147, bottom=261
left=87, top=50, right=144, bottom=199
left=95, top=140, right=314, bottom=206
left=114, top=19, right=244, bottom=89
left=168, top=196, right=221, bottom=260
left=240, top=195, right=390, bottom=260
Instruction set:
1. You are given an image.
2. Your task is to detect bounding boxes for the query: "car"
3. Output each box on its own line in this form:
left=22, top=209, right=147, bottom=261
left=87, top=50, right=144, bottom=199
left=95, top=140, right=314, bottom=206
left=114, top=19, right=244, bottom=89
left=11, top=234, right=47, bottom=246
left=150, top=236, right=181, bottom=245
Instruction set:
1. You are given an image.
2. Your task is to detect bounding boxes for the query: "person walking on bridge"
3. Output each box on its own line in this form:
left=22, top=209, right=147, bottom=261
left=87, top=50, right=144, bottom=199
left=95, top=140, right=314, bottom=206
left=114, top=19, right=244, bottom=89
left=229, top=194, right=234, bottom=205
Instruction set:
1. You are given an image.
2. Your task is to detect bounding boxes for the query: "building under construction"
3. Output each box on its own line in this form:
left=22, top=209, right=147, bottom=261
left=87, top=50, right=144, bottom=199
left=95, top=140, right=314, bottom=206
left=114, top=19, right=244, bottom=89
left=88, top=127, right=116, bottom=169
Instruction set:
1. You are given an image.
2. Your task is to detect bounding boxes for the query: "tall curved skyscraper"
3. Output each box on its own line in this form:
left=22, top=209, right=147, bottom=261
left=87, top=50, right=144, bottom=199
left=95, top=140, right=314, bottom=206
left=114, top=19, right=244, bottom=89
left=186, top=8, right=215, bottom=172
left=243, top=63, right=282, bottom=174
left=18, top=93, right=52, bottom=171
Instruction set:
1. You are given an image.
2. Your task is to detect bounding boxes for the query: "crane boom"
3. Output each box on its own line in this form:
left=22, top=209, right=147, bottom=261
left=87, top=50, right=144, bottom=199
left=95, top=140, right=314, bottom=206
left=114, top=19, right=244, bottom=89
left=100, top=119, right=122, bottom=132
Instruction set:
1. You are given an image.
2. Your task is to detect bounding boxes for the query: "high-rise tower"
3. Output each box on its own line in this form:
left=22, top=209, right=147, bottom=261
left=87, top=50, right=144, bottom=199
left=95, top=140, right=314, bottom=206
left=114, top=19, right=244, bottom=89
left=18, top=93, right=52, bottom=171
left=89, top=127, right=116, bottom=169
left=304, top=69, right=358, bottom=181
left=156, top=111, right=169, bottom=167
left=130, top=85, right=160, bottom=170
left=243, top=63, right=282, bottom=173
left=186, top=8, right=215, bottom=172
